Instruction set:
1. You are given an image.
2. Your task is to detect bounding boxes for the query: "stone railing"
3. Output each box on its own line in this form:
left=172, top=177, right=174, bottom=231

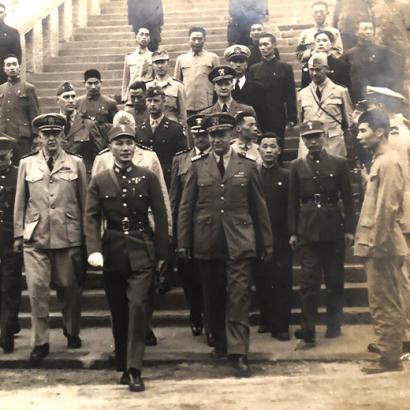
left=5, top=0, right=110, bottom=77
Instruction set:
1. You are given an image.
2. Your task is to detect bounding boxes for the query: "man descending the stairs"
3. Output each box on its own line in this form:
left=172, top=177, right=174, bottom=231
left=77, top=69, right=118, bottom=145
left=177, top=113, right=272, bottom=377
left=288, top=120, right=355, bottom=347
left=0, top=134, right=22, bottom=354
left=85, top=124, right=169, bottom=392
left=14, top=114, right=87, bottom=362
left=57, top=82, right=106, bottom=175
left=174, top=27, right=220, bottom=117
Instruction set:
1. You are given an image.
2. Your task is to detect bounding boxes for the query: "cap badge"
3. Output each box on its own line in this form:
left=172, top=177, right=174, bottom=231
left=47, top=116, right=56, bottom=125
left=218, top=68, right=225, bottom=76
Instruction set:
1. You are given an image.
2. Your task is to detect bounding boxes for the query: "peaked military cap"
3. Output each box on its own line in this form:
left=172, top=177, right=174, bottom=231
left=224, top=44, right=251, bottom=61
left=203, top=113, right=236, bottom=133
left=308, top=52, right=328, bottom=67
left=300, top=120, right=326, bottom=137
left=56, top=81, right=75, bottom=96
left=366, top=86, right=407, bottom=102
left=32, top=113, right=66, bottom=132
left=84, top=68, right=101, bottom=81
left=187, top=114, right=207, bottom=134
left=208, top=65, right=236, bottom=83
left=152, top=49, right=170, bottom=62
left=108, top=125, right=136, bottom=142
left=0, top=132, right=15, bottom=149
left=146, top=85, right=165, bottom=98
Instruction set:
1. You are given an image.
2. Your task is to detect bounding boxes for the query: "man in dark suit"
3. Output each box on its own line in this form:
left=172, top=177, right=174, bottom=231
left=135, top=86, right=188, bottom=188
left=0, top=54, right=40, bottom=163
left=288, top=120, right=355, bottom=346
left=169, top=115, right=210, bottom=337
left=177, top=113, right=272, bottom=377
left=253, top=133, right=293, bottom=341
left=0, top=3, right=21, bottom=85
left=85, top=124, right=169, bottom=392
left=225, top=45, right=267, bottom=131
left=56, top=82, right=105, bottom=175
left=248, top=33, right=297, bottom=148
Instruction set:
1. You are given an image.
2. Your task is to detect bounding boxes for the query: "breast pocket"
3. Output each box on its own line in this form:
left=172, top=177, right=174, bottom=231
left=59, top=171, right=78, bottom=182
left=25, top=170, right=44, bottom=183
left=359, top=170, right=379, bottom=228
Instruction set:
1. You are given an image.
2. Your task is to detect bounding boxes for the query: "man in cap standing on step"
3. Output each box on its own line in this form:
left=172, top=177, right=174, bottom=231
left=13, top=114, right=87, bottom=363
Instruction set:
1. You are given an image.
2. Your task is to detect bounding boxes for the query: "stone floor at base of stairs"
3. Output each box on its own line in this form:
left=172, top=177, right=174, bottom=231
left=0, top=325, right=377, bottom=369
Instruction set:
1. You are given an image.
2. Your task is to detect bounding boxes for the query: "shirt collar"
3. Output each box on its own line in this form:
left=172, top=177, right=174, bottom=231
left=153, top=75, right=172, bottom=87
left=136, top=46, right=149, bottom=55
left=213, top=148, right=232, bottom=161
left=237, top=76, right=246, bottom=89
left=60, top=110, right=76, bottom=120
left=218, top=97, right=233, bottom=110
left=194, top=146, right=211, bottom=155
left=150, top=114, right=164, bottom=126
left=190, top=49, right=204, bottom=57
left=42, top=149, right=63, bottom=162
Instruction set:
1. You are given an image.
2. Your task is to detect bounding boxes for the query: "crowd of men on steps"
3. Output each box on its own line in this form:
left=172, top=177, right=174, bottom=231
left=0, top=0, right=409, bottom=394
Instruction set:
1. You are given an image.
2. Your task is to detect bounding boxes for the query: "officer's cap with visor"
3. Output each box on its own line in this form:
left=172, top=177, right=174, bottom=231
left=108, top=125, right=136, bottom=143
left=224, top=45, right=251, bottom=62
left=208, top=65, right=236, bottom=83
left=187, top=114, right=207, bottom=135
left=146, top=85, right=165, bottom=98
left=203, top=113, right=236, bottom=135
left=151, top=49, right=170, bottom=63
left=0, top=132, right=16, bottom=150
left=32, top=113, right=66, bottom=133
left=300, top=120, right=326, bottom=138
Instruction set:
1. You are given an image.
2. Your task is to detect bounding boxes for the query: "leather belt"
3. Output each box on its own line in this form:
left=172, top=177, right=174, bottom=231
left=301, top=194, right=338, bottom=205
left=107, top=217, right=149, bottom=234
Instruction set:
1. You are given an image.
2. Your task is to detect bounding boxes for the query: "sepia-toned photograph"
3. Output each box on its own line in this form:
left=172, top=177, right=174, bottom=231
left=0, top=0, right=409, bottom=408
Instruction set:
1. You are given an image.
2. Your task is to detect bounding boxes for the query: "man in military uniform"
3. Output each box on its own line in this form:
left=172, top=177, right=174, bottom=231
left=177, top=113, right=272, bottom=377
left=121, top=28, right=154, bottom=103
left=0, top=3, right=21, bottom=84
left=0, top=133, right=22, bottom=353
left=230, top=111, right=261, bottom=162
left=13, top=114, right=87, bottom=362
left=85, top=125, right=169, bottom=392
left=169, top=115, right=210, bottom=338
left=146, top=50, right=187, bottom=127
left=355, top=108, right=408, bottom=373
left=225, top=44, right=267, bottom=131
left=124, top=81, right=149, bottom=125
left=288, top=120, right=355, bottom=346
left=253, top=133, right=293, bottom=341
left=0, top=54, right=40, bottom=163
left=201, top=65, right=256, bottom=120
left=56, top=82, right=105, bottom=175
left=77, top=69, right=118, bottom=144
left=135, top=86, right=187, bottom=188
left=298, top=53, right=353, bottom=158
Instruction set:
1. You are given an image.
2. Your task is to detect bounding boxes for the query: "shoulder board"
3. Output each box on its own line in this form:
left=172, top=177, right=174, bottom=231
left=96, top=147, right=110, bottom=156
left=21, top=150, right=39, bottom=159
left=136, top=143, right=153, bottom=151
left=230, top=138, right=238, bottom=145
left=66, top=151, right=83, bottom=159
left=191, top=152, right=209, bottom=162
left=171, top=77, right=183, bottom=84
left=175, top=148, right=191, bottom=156
left=238, top=152, right=256, bottom=161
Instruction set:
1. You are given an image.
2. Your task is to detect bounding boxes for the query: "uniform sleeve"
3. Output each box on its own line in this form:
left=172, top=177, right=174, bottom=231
left=288, top=161, right=300, bottom=235
left=338, top=159, right=355, bottom=234
left=285, top=65, right=298, bottom=124
left=169, top=156, right=181, bottom=239
left=13, top=159, right=27, bottom=238
left=174, top=56, right=183, bottom=81
left=28, top=86, right=40, bottom=134
left=121, top=56, right=130, bottom=102
left=108, top=100, right=119, bottom=123
left=177, top=84, right=188, bottom=126
left=341, top=87, right=354, bottom=130
left=76, top=158, right=88, bottom=218
left=175, top=124, right=189, bottom=151
left=296, top=30, right=312, bottom=62
left=213, top=53, right=221, bottom=67
left=84, top=176, right=103, bottom=255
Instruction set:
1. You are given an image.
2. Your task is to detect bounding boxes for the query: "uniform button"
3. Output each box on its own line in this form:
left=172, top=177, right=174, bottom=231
left=316, top=160, right=320, bottom=164
left=49, top=179, right=53, bottom=183
left=139, top=194, right=143, bottom=198
left=220, top=196, right=224, bottom=200
left=123, top=203, right=127, bottom=207
left=317, top=204, right=321, bottom=208
left=220, top=184, right=224, bottom=188
left=220, top=209, right=224, bottom=213
left=0, top=175, right=4, bottom=179
left=50, top=193, right=54, bottom=197
left=122, top=189, right=127, bottom=192
left=51, top=205, right=55, bottom=209
left=122, top=176, right=126, bottom=179
left=278, top=181, right=282, bottom=186
left=315, top=171, right=319, bottom=174
left=121, top=194, right=126, bottom=198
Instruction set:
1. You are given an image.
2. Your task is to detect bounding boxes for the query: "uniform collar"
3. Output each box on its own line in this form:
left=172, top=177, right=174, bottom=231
left=153, top=75, right=172, bottom=87
left=372, top=140, right=390, bottom=160
left=262, top=161, right=279, bottom=170
left=0, top=160, right=12, bottom=173
left=114, top=162, right=134, bottom=175
left=136, top=46, right=149, bottom=55
left=150, top=114, right=164, bottom=126
left=213, top=147, right=232, bottom=161
left=42, top=148, right=63, bottom=162
left=307, top=149, right=327, bottom=162
left=194, top=146, right=211, bottom=155
left=218, top=97, right=233, bottom=110
left=190, top=49, right=204, bottom=57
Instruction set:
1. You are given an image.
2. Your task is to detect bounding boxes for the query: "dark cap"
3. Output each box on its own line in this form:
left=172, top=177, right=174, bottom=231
left=0, top=132, right=15, bottom=149
left=146, top=86, right=165, bottom=98
left=108, top=125, right=136, bottom=143
left=152, top=49, right=169, bottom=62
left=56, top=81, right=75, bottom=96
left=203, top=113, right=236, bottom=133
left=224, top=45, right=251, bottom=61
left=187, top=114, right=206, bottom=134
left=32, top=113, right=66, bottom=132
left=300, top=120, right=326, bottom=137
left=84, top=69, right=101, bottom=82
left=208, top=65, right=236, bottom=83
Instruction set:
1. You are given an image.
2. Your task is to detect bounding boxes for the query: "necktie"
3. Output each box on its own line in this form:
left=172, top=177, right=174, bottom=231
left=217, top=154, right=225, bottom=177
left=151, top=119, right=158, bottom=132
left=65, top=114, right=71, bottom=135
left=316, top=86, right=322, bottom=101
left=222, top=103, right=228, bottom=112
left=47, top=157, right=54, bottom=171
left=235, top=78, right=240, bottom=92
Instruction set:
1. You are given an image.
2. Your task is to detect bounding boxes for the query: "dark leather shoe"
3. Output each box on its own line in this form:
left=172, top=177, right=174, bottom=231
left=294, top=329, right=315, bottom=343
left=30, top=343, right=49, bottom=362
left=11, top=323, right=21, bottom=335
left=67, top=335, right=82, bottom=349
left=257, top=325, right=271, bottom=334
left=361, top=361, right=403, bottom=374
left=402, top=341, right=410, bottom=353
left=231, top=355, right=251, bottom=378
left=325, top=327, right=341, bottom=339
left=206, top=332, right=215, bottom=347
left=145, top=330, right=157, bottom=346
left=0, top=335, right=14, bottom=353
left=128, top=369, right=145, bottom=392
left=271, top=331, right=290, bottom=341
left=367, top=343, right=381, bottom=354
left=190, top=322, right=203, bottom=337
left=119, top=371, right=130, bottom=385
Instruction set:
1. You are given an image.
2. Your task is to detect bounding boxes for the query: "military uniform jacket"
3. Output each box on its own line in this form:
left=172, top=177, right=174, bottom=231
left=178, top=150, right=272, bottom=260
left=85, top=164, right=169, bottom=273
left=200, top=99, right=256, bottom=118
left=135, top=116, right=188, bottom=188
left=288, top=150, right=355, bottom=242
left=0, top=162, right=17, bottom=253
left=0, top=78, right=40, bottom=140
left=14, top=150, right=87, bottom=249
left=354, top=144, right=408, bottom=257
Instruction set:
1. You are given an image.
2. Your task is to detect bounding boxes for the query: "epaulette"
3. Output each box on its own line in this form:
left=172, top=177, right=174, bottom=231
left=191, top=152, right=209, bottom=162
left=136, top=143, right=153, bottom=151
left=238, top=151, right=256, bottom=161
left=172, top=77, right=183, bottom=84
left=96, top=147, right=110, bottom=156
left=21, top=150, right=39, bottom=159
left=230, top=138, right=238, bottom=145
left=66, top=151, right=83, bottom=159
left=175, top=148, right=191, bottom=156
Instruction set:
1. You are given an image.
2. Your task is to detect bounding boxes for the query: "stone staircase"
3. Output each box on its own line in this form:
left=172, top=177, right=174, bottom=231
left=21, top=0, right=370, bottom=330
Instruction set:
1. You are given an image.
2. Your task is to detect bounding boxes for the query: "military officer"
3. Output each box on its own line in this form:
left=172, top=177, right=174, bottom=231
left=355, top=108, right=408, bottom=374
left=146, top=50, right=187, bottom=127
left=0, top=54, right=40, bottom=163
left=13, top=114, right=87, bottom=362
left=135, top=86, right=187, bottom=188
left=177, top=113, right=272, bottom=377
left=288, top=120, right=355, bottom=346
left=85, top=125, right=169, bottom=392
left=0, top=133, right=22, bottom=353
left=169, top=115, right=210, bottom=337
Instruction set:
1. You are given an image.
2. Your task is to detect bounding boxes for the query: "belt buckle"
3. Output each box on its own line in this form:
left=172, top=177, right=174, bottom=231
left=121, top=217, right=130, bottom=234
left=313, top=194, right=321, bottom=205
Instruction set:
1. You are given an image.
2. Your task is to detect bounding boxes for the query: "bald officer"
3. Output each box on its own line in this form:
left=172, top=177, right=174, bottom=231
left=14, top=114, right=87, bottom=362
